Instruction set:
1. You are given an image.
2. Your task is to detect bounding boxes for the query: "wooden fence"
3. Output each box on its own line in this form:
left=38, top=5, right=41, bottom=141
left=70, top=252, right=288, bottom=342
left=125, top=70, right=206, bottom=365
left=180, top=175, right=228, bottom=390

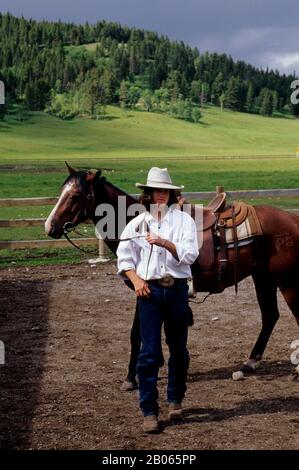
left=1, top=188, right=299, bottom=260
left=0, top=196, right=109, bottom=261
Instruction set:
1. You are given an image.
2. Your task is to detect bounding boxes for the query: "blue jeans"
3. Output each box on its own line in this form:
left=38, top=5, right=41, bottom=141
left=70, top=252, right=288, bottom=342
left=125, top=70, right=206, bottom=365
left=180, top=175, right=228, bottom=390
left=137, top=279, right=190, bottom=417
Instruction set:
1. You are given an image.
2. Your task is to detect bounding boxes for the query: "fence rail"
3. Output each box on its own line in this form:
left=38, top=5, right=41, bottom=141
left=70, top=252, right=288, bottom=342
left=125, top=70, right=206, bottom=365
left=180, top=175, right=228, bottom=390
left=0, top=238, right=98, bottom=250
left=1, top=188, right=299, bottom=207
left=1, top=188, right=299, bottom=259
left=0, top=197, right=58, bottom=207
left=0, top=196, right=107, bottom=259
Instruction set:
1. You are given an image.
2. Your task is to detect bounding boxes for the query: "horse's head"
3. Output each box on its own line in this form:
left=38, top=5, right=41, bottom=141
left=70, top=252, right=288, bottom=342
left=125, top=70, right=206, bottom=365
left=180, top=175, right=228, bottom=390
left=45, top=162, right=102, bottom=239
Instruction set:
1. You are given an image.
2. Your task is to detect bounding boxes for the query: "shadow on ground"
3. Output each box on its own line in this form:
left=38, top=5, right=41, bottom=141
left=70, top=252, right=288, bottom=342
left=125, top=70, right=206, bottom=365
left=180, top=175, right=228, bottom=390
left=0, top=279, right=51, bottom=449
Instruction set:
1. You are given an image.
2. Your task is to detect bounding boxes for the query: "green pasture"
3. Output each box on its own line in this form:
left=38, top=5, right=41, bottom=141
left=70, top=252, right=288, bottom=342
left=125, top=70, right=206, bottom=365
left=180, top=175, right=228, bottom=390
left=2, top=157, right=299, bottom=199
left=1, top=105, right=299, bottom=267
left=0, top=105, right=298, bottom=162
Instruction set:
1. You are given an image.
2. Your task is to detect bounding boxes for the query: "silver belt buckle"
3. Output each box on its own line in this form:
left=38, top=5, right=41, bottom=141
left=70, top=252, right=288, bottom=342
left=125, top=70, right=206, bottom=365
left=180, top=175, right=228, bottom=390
left=157, top=274, right=175, bottom=287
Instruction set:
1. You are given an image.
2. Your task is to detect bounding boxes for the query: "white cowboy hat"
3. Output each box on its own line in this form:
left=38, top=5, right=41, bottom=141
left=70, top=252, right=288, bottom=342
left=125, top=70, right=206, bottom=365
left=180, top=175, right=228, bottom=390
left=136, top=167, right=184, bottom=190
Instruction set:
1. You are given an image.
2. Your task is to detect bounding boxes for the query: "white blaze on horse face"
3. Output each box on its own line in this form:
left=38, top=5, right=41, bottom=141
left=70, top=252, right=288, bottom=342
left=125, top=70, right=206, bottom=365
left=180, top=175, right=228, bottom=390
left=45, top=182, right=75, bottom=235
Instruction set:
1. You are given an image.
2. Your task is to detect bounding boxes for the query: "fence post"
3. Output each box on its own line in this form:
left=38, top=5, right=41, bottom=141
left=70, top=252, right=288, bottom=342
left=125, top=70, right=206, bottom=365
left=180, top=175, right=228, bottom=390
left=88, top=235, right=110, bottom=264
left=216, top=185, right=225, bottom=194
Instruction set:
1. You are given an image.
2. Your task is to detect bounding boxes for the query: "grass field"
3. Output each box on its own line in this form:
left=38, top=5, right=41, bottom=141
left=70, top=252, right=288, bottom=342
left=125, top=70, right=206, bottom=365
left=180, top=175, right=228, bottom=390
left=1, top=105, right=299, bottom=267
left=0, top=105, right=299, bottom=162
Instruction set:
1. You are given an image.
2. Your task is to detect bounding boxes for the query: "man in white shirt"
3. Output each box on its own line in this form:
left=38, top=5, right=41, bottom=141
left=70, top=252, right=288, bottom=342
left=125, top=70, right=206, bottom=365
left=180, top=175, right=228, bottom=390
left=117, top=167, right=199, bottom=433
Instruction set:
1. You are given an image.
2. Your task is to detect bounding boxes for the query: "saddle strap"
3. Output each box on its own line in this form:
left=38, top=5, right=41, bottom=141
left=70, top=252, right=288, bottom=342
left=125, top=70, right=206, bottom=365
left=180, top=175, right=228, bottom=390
left=232, top=204, right=239, bottom=294
left=217, top=223, right=227, bottom=293
left=216, top=204, right=239, bottom=294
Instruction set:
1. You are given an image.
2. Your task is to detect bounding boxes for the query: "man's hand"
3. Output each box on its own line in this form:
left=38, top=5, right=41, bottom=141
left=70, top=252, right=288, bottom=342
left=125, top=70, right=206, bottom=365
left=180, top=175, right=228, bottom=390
left=124, top=270, right=151, bottom=298
left=146, top=233, right=179, bottom=261
left=146, top=232, right=166, bottom=247
left=133, top=277, right=151, bottom=298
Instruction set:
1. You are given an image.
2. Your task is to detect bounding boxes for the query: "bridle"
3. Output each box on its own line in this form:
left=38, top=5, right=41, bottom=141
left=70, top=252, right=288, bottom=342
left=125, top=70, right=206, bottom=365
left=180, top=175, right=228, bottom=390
left=63, top=179, right=99, bottom=255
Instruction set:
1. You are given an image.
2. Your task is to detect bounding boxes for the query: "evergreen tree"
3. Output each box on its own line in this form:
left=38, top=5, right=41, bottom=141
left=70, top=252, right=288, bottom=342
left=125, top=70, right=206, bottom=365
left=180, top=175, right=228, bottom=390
left=25, top=79, right=50, bottom=110
left=245, top=82, right=254, bottom=112
left=219, top=93, right=225, bottom=112
left=259, top=88, right=273, bottom=116
left=165, top=71, right=181, bottom=101
left=190, top=80, right=202, bottom=104
left=0, top=12, right=296, bottom=119
left=272, top=90, right=279, bottom=113
left=200, top=82, right=210, bottom=107
left=119, top=80, right=129, bottom=108
left=225, top=77, right=242, bottom=110
left=25, top=81, right=38, bottom=110
left=212, top=72, right=225, bottom=106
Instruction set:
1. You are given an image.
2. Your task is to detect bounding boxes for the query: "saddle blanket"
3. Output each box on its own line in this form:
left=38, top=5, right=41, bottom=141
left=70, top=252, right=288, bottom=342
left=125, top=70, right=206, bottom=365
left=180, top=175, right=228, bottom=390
left=225, top=204, right=263, bottom=244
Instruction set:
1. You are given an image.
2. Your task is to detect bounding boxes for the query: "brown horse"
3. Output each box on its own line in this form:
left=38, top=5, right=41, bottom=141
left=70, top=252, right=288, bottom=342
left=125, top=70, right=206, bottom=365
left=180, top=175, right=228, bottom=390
left=45, top=163, right=299, bottom=386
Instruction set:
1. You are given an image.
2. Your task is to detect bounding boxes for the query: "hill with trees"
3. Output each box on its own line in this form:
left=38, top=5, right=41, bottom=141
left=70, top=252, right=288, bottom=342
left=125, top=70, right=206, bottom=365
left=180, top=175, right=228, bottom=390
left=0, top=12, right=298, bottom=122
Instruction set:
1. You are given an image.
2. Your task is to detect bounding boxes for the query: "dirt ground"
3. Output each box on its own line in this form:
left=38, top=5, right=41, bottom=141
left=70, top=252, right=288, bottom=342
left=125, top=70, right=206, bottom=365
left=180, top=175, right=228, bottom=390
left=0, top=261, right=299, bottom=450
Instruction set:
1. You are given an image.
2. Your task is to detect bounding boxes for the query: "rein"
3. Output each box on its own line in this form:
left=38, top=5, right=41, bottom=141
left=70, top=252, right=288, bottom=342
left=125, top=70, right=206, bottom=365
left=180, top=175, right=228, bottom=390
left=63, top=222, right=150, bottom=255
left=189, top=293, right=211, bottom=304
left=63, top=223, right=100, bottom=255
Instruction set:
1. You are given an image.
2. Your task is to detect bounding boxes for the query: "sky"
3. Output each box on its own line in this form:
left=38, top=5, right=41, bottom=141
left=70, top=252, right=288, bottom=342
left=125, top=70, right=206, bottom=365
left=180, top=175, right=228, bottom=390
left=0, top=0, right=298, bottom=76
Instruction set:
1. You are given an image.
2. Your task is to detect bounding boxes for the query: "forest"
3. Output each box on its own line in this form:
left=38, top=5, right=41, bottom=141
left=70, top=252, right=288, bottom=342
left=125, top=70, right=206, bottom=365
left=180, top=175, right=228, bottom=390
left=0, top=12, right=298, bottom=122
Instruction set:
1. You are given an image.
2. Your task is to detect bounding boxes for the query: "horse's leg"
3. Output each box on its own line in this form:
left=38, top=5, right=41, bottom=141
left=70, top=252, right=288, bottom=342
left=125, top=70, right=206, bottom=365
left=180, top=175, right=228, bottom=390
left=121, top=302, right=140, bottom=391
left=277, top=283, right=299, bottom=378
left=240, top=272, right=279, bottom=375
left=121, top=301, right=165, bottom=391
left=187, top=304, right=194, bottom=326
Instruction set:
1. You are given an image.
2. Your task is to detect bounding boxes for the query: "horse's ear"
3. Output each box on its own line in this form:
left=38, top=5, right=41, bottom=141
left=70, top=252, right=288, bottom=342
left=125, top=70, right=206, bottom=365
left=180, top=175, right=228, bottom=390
left=86, top=170, right=102, bottom=183
left=95, top=170, right=102, bottom=182
left=65, top=161, right=76, bottom=175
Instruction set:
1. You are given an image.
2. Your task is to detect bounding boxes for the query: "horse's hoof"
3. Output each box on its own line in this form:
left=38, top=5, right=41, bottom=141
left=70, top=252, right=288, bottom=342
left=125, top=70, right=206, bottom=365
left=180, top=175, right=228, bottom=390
left=121, top=379, right=138, bottom=391
left=240, top=364, right=255, bottom=374
left=240, top=359, right=261, bottom=375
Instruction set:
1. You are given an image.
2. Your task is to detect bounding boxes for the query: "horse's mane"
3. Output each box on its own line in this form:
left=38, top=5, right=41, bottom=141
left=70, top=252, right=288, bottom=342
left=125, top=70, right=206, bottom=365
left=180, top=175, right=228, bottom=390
left=102, top=178, right=138, bottom=203
left=61, top=171, right=89, bottom=191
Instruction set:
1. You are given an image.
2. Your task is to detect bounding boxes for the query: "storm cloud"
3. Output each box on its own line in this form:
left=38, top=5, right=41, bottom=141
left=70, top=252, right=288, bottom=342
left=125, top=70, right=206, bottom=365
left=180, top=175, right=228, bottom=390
left=1, top=0, right=298, bottom=75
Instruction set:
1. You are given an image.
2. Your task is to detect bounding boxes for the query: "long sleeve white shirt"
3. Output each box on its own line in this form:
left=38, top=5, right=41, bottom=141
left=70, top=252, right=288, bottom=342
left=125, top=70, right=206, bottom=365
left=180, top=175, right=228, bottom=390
left=116, top=207, right=199, bottom=280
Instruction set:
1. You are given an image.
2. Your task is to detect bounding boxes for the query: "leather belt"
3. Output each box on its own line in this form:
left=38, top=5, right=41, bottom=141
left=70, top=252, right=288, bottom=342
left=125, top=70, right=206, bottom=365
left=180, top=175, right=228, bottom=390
left=148, top=275, right=187, bottom=287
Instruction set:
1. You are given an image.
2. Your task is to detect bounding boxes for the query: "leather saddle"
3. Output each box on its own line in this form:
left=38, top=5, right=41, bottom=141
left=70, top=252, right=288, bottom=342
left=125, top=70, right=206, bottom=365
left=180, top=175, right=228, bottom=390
left=202, top=197, right=248, bottom=231
left=196, top=194, right=250, bottom=284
